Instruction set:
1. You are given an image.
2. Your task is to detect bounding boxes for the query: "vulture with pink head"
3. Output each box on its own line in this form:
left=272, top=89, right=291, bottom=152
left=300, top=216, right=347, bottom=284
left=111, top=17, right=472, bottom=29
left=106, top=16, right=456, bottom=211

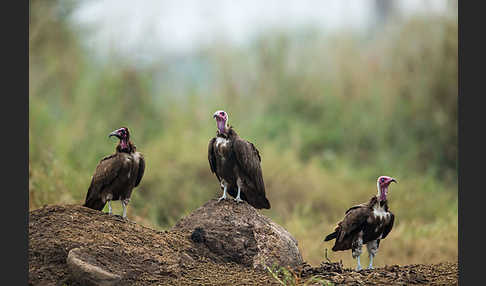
left=83, top=127, right=145, bottom=218
left=208, top=110, right=270, bottom=209
left=324, top=176, right=397, bottom=270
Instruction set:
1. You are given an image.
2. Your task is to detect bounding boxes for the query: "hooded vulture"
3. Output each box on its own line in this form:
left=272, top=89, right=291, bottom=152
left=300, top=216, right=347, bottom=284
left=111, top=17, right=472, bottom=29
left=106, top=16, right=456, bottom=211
left=324, top=176, right=397, bottom=270
left=208, top=110, right=270, bottom=209
left=83, top=127, right=145, bottom=218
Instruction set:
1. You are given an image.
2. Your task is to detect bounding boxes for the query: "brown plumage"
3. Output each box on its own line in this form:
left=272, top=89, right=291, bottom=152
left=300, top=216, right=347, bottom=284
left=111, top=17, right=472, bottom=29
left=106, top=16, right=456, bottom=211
left=83, top=127, right=145, bottom=218
left=324, top=176, right=396, bottom=270
left=208, top=110, right=270, bottom=209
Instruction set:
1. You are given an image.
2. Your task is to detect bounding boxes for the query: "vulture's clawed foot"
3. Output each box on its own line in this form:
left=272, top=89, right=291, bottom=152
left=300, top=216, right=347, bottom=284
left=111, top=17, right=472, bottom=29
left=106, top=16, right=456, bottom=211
left=234, top=197, right=243, bottom=203
left=113, top=214, right=126, bottom=221
left=218, top=195, right=227, bottom=202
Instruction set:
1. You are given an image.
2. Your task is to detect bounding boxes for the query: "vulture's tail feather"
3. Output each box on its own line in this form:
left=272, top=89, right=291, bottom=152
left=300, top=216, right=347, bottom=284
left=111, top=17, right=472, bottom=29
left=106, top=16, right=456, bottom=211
left=258, top=197, right=271, bottom=209
left=249, top=194, right=271, bottom=209
left=324, top=231, right=338, bottom=241
left=83, top=197, right=106, bottom=211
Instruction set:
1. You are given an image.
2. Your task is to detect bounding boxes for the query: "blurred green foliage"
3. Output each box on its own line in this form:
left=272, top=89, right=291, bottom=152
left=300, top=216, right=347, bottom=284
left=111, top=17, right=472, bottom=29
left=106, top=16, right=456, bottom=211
left=29, top=1, right=457, bottom=266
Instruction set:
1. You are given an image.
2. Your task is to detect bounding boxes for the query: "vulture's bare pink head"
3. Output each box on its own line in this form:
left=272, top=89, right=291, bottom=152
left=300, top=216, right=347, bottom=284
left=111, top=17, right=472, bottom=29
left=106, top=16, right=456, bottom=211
left=109, top=127, right=130, bottom=140
left=376, top=176, right=397, bottom=201
left=213, top=110, right=229, bottom=133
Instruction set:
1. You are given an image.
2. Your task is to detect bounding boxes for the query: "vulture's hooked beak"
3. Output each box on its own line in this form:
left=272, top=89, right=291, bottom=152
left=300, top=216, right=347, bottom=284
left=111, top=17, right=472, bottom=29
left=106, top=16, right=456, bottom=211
left=390, top=178, right=397, bottom=184
left=108, top=130, right=120, bottom=139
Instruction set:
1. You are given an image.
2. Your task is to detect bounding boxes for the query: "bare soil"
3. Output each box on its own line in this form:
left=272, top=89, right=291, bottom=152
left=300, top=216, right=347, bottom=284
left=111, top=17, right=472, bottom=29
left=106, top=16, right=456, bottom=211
left=297, top=261, right=457, bottom=285
left=29, top=204, right=457, bottom=285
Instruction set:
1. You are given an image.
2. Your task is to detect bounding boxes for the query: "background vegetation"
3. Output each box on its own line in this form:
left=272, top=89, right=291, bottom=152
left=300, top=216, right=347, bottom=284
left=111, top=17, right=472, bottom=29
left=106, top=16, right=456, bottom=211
left=29, top=0, right=457, bottom=268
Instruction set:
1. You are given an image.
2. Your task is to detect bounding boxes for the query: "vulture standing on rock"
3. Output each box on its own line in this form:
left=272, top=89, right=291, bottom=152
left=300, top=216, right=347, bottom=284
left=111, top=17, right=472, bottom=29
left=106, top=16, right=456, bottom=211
left=83, top=127, right=145, bottom=218
left=324, top=176, right=397, bottom=270
left=208, top=110, right=270, bottom=209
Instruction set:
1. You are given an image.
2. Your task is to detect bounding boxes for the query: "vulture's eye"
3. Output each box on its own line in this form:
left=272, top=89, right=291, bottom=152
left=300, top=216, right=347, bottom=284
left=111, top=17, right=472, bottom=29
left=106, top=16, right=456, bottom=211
left=381, top=178, right=385, bottom=183
left=220, top=112, right=225, bottom=116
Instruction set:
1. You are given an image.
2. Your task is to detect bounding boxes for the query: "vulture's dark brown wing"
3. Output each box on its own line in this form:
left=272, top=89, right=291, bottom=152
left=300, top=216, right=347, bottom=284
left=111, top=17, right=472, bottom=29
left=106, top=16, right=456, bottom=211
left=233, top=138, right=270, bottom=209
left=331, top=205, right=371, bottom=250
left=208, top=137, right=220, bottom=181
left=381, top=211, right=395, bottom=239
left=345, top=203, right=369, bottom=215
left=325, top=203, right=368, bottom=241
left=135, top=152, right=145, bottom=187
left=233, top=139, right=263, bottom=187
left=84, top=154, right=123, bottom=210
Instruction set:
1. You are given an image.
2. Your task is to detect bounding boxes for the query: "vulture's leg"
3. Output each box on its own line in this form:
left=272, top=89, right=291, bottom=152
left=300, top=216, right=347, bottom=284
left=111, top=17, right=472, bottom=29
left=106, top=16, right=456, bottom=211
left=234, top=178, right=243, bottom=203
left=121, top=198, right=130, bottom=218
left=356, top=256, right=362, bottom=271
left=366, top=239, right=379, bottom=269
left=234, top=186, right=243, bottom=203
left=368, top=255, right=374, bottom=270
left=108, top=200, right=112, bottom=215
left=352, top=234, right=364, bottom=271
left=218, top=181, right=228, bottom=201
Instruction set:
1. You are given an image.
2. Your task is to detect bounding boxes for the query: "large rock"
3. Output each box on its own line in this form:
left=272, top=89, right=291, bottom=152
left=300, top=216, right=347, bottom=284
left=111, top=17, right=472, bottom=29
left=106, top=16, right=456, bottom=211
left=172, top=199, right=304, bottom=270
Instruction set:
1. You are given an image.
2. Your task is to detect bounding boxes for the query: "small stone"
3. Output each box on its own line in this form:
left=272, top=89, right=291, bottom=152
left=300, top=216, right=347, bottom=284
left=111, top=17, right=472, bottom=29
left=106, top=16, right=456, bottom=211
left=66, top=248, right=122, bottom=286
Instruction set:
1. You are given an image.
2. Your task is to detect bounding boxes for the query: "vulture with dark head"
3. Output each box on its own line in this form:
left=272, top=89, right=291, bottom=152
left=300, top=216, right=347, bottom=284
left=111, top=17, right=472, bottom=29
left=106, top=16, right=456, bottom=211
left=83, top=127, right=145, bottom=218
left=208, top=110, right=270, bottom=209
left=324, top=176, right=397, bottom=270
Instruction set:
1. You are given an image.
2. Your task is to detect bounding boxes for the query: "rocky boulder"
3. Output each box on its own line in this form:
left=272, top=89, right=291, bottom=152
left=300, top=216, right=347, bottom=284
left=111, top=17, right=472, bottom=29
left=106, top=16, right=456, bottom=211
left=172, top=199, right=304, bottom=270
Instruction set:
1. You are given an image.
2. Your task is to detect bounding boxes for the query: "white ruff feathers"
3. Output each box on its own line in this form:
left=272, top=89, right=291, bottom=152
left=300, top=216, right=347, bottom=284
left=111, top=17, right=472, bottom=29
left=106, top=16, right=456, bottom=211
left=373, top=205, right=390, bottom=219
left=215, top=137, right=229, bottom=148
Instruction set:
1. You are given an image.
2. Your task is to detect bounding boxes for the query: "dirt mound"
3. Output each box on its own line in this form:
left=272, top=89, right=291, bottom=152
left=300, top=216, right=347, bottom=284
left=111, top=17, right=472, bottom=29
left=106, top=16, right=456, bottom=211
left=29, top=203, right=458, bottom=285
left=28, top=204, right=277, bottom=285
left=172, top=199, right=303, bottom=269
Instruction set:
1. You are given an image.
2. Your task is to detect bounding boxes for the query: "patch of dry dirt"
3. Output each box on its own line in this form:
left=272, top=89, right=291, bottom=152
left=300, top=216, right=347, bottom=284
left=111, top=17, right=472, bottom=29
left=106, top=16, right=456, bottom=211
left=29, top=204, right=457, bottom=285
left=297, top=261, right=457, bottom=285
